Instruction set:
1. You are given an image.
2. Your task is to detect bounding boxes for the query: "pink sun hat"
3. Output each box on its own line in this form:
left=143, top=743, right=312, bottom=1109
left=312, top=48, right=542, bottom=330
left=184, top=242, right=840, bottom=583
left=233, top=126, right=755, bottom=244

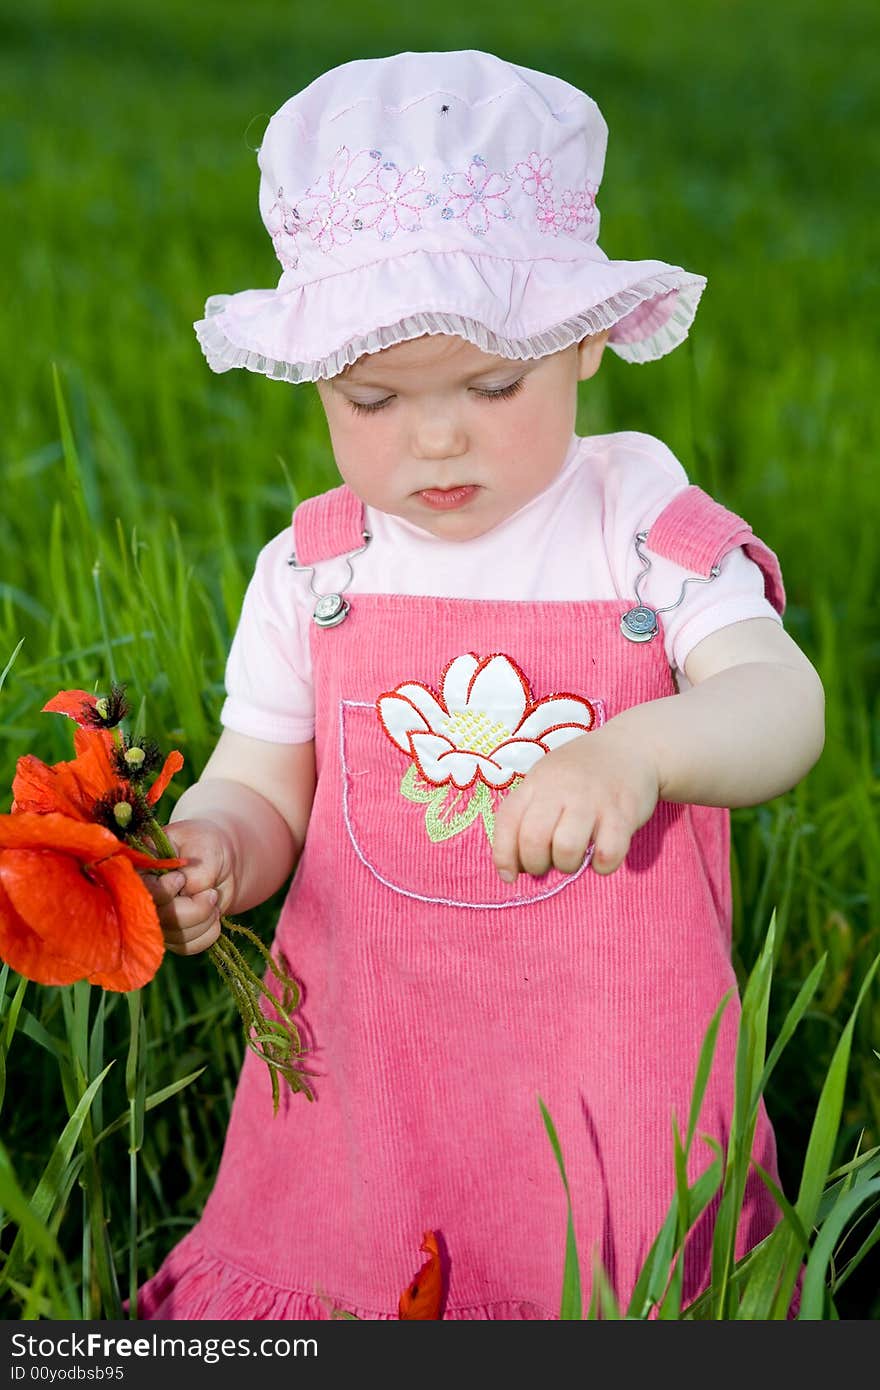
left=195, top=49, right=707, bottom=381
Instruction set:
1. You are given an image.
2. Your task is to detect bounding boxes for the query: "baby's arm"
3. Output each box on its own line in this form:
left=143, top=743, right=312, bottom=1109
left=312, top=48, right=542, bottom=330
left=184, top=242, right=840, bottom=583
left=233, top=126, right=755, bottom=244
left=492, top=617, right=825, bottom=880
left=144, top=730, right=316, bottom=955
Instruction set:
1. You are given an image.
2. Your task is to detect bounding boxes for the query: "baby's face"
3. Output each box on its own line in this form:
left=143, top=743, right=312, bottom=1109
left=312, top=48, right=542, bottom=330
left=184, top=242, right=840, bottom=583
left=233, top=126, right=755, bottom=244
left=314, top=332, right=607, bottom=541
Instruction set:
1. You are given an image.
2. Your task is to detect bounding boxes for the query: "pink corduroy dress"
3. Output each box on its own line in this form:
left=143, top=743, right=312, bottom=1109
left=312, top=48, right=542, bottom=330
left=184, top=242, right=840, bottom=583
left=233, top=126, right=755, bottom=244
left=136, top=483, right=789, bottom=1320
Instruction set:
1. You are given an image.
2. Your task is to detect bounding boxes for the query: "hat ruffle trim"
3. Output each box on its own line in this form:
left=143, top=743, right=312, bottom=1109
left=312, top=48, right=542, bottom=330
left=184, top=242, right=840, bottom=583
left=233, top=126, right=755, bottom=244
left=194, top=270, right=705, bottom=383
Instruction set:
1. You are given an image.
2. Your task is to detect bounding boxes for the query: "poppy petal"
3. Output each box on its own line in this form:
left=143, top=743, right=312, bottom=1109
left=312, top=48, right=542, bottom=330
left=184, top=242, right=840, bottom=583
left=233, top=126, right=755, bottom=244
left=86, top=856, right=165, bottom=992
left=11, top=755, right=87, bottom=818
left=67, top=734, right=123, bottom=805
left=0, top=814, right=171, bottom=991
left=0, top=847, right=122, bottom=976
left=0, top=811, right=183, bottom=872
left=0, top=875, right=87, bottom=986
left=42, top=690, right=98, bottom=725
left=398, top=1231, right=444, bottom=1319
left=12, top=731, right=122, bottom=822
left=145, top=750, right=184, bottom=806
left=72, top=723, right=117, bottom=766
left=0, top=812, right=124, bottom=856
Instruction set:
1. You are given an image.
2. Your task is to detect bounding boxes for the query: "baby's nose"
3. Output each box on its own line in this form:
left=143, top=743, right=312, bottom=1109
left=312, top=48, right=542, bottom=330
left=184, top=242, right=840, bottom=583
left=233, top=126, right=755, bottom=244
left=411, top=413, right=468, bottom=459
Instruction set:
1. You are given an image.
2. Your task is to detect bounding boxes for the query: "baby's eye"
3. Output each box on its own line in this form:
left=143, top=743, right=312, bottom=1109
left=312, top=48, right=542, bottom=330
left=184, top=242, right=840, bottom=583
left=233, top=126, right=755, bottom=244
left=473, top=378, right=525, bottom=401
left=345, top=377, right=525, bottom=416
left=347, top=397, right=393, bottom=415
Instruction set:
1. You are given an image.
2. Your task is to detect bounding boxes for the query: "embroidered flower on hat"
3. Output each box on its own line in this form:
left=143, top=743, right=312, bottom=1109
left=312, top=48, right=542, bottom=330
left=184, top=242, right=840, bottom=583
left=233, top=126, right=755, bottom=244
left=562, top=187, right=596, bottom=231
left=514, top=152, right=553, bottom=200
left=377, top=652, right=602, bottom=846
left=349, top=158, right=439, bottom=240
left=440, top=157, right=513, bottom=237
left=267, top=142, right=598, bottom=268
left=295, top=145, right=384, bottom=252
left=536, top=198, right=564, bottom=235
left=515, top=153, right=597, bottom=239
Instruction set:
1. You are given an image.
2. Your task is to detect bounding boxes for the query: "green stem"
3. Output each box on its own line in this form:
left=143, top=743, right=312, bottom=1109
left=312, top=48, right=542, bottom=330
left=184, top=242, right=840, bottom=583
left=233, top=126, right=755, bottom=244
left=144, top=816, right=313, bottom=1110
left=214, top=928, right=302, bottom=1038
left=209, top=930, right=312, bottom=1110
left=145, top=820, right=177, bottom=859
left=124, top=991, right=146, bottom=1320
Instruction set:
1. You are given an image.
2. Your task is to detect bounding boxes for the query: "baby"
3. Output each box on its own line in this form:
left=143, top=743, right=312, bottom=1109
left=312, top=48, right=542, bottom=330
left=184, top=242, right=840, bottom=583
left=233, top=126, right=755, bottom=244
left=137, top=51, right=824, bottom=1320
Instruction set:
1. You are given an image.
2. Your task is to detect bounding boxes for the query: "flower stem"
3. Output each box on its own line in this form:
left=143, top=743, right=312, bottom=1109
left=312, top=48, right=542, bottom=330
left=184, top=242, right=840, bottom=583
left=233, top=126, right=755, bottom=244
left=144, top=817, right=313, bottom=1111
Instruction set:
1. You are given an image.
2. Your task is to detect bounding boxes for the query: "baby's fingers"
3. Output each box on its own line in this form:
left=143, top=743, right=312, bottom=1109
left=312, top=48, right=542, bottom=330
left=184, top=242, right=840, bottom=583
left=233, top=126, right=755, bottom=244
left=492, top=785, right=532, bottom=881
left=142, top=870, right=186, bottom=908
left=160, top=888, right=222, bottom=955
left=551, top=810, right=592, bottom=875
left=514, top=800, right=562, bottom=878
left=161, top=917, right=222, bottom=961
left=163, top=918, right=222, bottom=957
left=590, top=812, right=633, bottom=876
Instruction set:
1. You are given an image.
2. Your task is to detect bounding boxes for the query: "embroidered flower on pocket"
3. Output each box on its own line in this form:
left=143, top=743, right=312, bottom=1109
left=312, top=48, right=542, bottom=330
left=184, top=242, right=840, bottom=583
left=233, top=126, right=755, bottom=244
left=376, top=653, right=600, bottom=844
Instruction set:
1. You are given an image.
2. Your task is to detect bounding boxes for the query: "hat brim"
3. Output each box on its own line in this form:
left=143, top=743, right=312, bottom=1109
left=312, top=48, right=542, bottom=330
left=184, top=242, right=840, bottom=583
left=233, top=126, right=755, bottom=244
left=194, top=249, right=706, bottom=381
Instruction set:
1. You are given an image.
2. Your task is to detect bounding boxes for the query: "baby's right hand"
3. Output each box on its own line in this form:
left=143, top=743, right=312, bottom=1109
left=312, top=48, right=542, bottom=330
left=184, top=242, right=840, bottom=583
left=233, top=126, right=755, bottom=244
left=142, top=819, right=237, bottom=956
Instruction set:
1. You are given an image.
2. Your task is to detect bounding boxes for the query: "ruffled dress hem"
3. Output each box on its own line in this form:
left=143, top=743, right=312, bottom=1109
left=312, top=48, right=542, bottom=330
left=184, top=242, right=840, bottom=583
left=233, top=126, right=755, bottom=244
left=131, top=1229, right=556, bottom=1321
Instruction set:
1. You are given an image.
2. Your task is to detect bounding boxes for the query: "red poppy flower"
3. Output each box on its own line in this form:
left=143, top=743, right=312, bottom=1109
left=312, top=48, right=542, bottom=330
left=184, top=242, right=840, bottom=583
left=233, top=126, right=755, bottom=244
left=398, top=1231, right=444, bottom=1319
left=12, top=725, right=118, bottom=819
left=0, top=813, right=182, bottom=991
left=12, top=726, right=182, bottom=820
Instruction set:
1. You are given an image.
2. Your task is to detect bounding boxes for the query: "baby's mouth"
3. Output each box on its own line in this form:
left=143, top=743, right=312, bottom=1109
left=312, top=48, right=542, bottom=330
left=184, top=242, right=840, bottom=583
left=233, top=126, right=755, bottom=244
left=417, top=485, right=478, bottom=511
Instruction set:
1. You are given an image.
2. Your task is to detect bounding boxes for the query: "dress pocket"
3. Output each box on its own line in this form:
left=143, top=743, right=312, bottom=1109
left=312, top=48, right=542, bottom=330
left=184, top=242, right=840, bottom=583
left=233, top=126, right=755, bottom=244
left=340, top=698, right=596, bottom=910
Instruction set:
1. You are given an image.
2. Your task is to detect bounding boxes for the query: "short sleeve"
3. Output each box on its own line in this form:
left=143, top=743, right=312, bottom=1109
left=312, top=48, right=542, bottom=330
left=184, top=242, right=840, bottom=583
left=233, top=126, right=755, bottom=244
left=219, top=528, right=316, bottom=743
left=603, top=432, right=784, bottom=677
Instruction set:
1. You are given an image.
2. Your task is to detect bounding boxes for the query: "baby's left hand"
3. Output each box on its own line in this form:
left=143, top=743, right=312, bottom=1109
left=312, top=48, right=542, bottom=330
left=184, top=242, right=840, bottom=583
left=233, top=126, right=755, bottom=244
left=492, top=725, right=661, bottom=881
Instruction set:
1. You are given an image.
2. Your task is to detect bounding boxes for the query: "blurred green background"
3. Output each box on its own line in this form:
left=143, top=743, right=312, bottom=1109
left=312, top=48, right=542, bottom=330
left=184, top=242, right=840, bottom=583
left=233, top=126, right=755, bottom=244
left=1, top=0, right=878, bottom=1317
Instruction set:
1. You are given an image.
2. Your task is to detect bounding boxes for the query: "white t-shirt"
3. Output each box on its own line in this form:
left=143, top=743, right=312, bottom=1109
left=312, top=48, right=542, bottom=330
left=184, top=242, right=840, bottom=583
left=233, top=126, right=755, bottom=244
left=220, top=430, right=783, bottom=743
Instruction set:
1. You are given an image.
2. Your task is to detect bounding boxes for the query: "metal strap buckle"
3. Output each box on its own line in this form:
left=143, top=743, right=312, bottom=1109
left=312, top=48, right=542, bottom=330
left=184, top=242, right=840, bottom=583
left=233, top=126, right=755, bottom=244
left=620, top=531, right=721, bottom=643
left=288, top=531, right=372, bottom=628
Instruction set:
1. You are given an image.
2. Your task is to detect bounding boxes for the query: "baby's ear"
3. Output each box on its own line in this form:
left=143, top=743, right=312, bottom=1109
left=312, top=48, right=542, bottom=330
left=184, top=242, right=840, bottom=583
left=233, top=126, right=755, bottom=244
left=577, top=328, right=610, bottom=382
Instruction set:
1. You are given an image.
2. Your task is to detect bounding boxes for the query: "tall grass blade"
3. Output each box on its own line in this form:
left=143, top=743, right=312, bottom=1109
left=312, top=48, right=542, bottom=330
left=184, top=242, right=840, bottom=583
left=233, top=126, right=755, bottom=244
left=798, top=1179, right=880, bottom=1318
left=0, top=975, right=29, bottom=1116
left=0, top=1142, right=79, bottom=1318
left=125, top=990, right=147, bottom=1318
left=710, top=910, right=777, bottom=1316
left=91, top=1068, right=208, bottom=1148
left=539, top=1096, right=582, bottom=1319
left=0, top=638, right=25, bottom=693
left=0, top=1141, right=61, bottom=1262
left=589, top=1253, right=621, bottom=1320
left=757, top=954, right=827, bottom=1096
left=626, top=989, right=732, bottom=1319
left=830, top=1208, right=880, bottom=1294
left=658, top=1113, right=689, bottom=1319
left=769, top=950, right=880, bottom=1317
left=52, top=363, right=91, bottom=535
left=627, top=1144, right=724, bottom=1319
left=2, top=1063, right=113, bottom=1277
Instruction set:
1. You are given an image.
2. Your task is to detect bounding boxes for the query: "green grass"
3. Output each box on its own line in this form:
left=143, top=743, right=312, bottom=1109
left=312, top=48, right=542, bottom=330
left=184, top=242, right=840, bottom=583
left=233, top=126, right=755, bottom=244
left=1, top=0, right=878, bottom=1317
left=542, top=915, right=880, bottom=1319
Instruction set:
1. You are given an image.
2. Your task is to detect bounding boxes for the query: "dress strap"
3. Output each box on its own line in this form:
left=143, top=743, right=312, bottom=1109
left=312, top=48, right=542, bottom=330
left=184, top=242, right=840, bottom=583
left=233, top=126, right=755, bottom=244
left=291, top=485, right=368, bottom=565
left=645, top=485, right=786, bottom=616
